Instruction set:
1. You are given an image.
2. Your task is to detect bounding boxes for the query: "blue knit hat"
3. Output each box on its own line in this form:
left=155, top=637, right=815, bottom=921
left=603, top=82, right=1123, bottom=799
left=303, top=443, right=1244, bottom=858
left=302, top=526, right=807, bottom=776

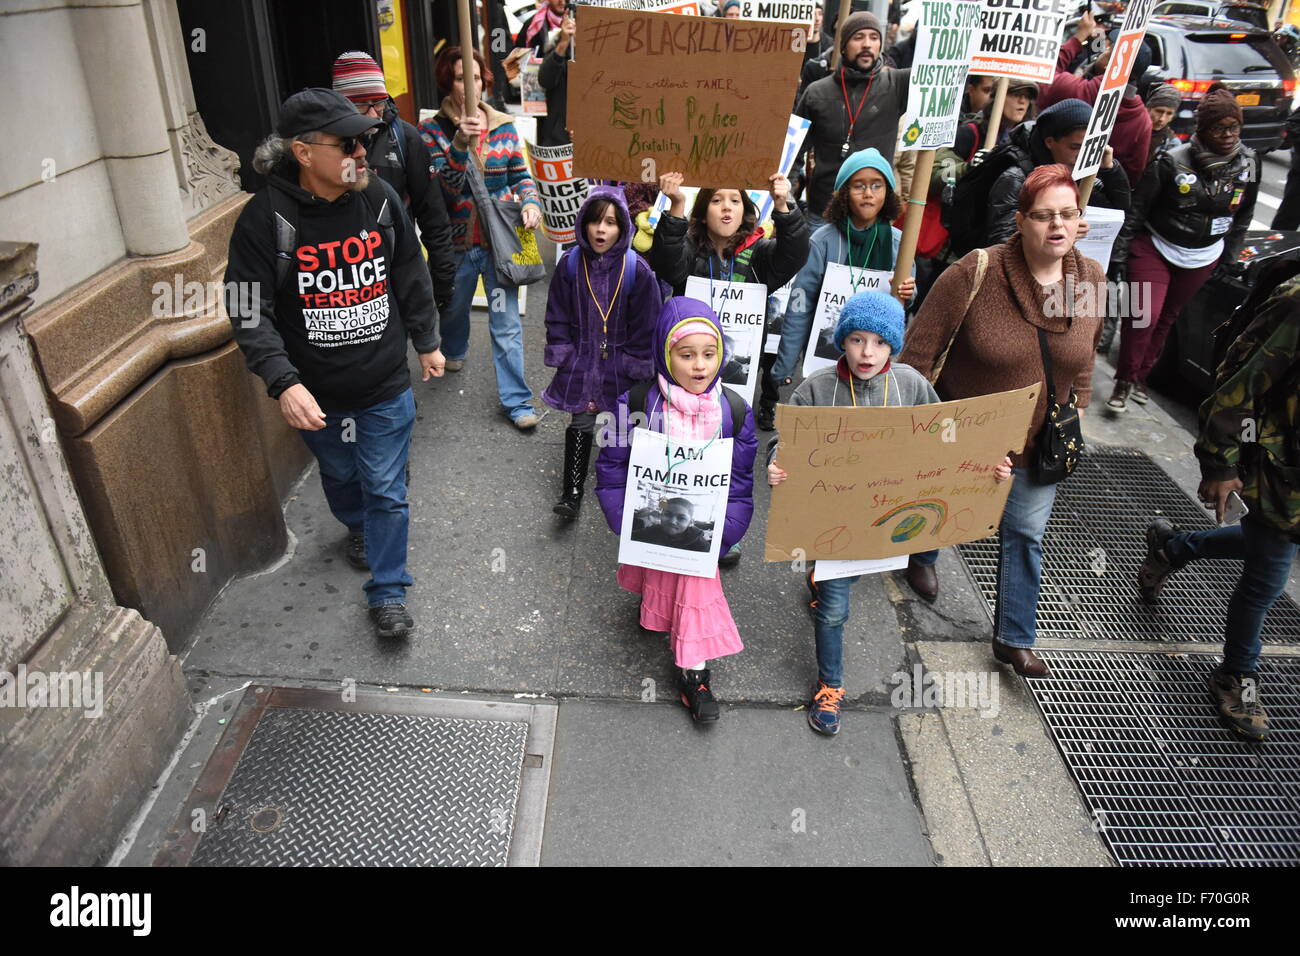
left=834, top=147, right=897, bottom=193
left=834, top=290, right=904, bottom=353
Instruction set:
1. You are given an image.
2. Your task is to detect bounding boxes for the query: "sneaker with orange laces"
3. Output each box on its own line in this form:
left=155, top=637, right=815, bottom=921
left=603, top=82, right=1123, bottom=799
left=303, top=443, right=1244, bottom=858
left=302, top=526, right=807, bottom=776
left=807, top=681, right=845, bottom=736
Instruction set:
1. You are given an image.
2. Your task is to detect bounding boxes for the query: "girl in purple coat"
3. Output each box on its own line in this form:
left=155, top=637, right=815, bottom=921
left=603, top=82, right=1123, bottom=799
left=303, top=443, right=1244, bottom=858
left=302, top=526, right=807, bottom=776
left=595, top=297, right=758, bottom=722
left=544, top=186, right=661, bottom=518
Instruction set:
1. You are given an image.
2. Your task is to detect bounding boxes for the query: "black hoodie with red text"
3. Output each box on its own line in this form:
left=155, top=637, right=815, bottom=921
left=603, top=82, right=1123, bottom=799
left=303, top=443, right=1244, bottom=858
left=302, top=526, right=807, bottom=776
left=224, top=167, right=439, bottom=412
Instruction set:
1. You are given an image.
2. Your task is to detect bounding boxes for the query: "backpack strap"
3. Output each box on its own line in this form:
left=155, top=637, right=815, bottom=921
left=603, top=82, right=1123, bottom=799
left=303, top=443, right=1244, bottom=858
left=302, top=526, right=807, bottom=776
left=928, top=247, right=987, bottom=384
left=389, top=117, right=406, bottom=167
left=359, top=177, right=396, bottom=259
left=720, top=385, right=748, bottom=434
left=629, top=379, right=654, bottom=417
left=269, top=185, right=299, bottom=289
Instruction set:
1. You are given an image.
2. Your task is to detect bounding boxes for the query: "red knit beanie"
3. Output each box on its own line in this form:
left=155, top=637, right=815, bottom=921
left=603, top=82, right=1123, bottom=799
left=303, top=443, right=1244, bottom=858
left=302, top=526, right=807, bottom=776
left=1196, top=85, right=1242, bottom=132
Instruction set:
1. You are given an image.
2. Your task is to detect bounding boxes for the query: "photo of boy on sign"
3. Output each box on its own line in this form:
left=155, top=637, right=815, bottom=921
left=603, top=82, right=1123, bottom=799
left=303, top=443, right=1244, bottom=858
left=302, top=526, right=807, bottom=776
left=632, top=492, right=714, bottom=552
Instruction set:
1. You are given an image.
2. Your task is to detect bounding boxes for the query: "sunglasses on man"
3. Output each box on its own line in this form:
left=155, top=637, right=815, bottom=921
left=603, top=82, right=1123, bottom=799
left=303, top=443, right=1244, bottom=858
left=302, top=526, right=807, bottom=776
left=310, top=132, right=375, bottom=155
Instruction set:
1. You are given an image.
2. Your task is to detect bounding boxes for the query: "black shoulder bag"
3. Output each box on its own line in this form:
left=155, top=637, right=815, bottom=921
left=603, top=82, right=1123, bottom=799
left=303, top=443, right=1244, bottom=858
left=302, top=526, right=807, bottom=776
left=1032, top=327, right=1083, bottom=484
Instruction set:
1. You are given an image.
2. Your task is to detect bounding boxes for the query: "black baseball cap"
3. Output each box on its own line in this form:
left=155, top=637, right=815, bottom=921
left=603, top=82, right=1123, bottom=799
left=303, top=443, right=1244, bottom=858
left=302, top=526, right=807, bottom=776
left=276, top=88, right=382, bottom=139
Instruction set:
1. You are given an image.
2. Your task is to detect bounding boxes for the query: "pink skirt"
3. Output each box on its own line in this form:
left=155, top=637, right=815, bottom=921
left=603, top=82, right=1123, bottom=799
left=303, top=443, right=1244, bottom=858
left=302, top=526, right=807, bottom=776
left=616, top=564, right=744, bottom=668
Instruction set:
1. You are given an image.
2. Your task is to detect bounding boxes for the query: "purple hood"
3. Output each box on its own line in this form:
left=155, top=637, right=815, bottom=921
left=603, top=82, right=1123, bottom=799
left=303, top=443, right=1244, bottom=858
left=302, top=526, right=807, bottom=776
left=575, top=185, right=632, bottom=259
left=653, top=296, right=728, bottom=391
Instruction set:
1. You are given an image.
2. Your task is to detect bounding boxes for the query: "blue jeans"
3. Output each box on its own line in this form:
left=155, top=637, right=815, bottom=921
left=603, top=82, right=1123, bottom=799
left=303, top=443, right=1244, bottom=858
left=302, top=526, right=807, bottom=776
left=1167, top=519, right=1298, bottom=674
left=442, top=246, right=534, bottom=420
left=993, top=468, right=1060, bottom=649
left=299, top=388, right=416, bottom=607
left=813, top=573, right=858, bottom=688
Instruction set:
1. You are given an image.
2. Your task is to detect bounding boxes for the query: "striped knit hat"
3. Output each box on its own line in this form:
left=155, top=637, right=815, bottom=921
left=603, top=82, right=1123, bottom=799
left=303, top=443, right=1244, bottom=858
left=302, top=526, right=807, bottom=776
left=332, top=51, right=387, bottom=102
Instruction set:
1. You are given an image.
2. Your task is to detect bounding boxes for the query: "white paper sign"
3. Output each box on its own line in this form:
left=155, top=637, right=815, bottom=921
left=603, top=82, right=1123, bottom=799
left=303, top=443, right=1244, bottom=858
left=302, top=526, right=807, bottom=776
left=619, top=429, right=734, bottom=577
left=733, top=1, right=816, bottom=26
left=685, top=276, right=767, bottom=403
left=900, top=0, right=984, bottom=152
left=802, top=263, right=893, bottom=377
left=813, top=554, right=910, bottom=582
left=527, top=142, right=589, bottom=244
left=970, top=0, right=1070, bottom=85
left=1075, top=205, right=1125, bottom=271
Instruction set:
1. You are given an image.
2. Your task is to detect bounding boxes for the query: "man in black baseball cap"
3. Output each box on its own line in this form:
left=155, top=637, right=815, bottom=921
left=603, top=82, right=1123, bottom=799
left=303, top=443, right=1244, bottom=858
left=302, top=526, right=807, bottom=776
left=224, top=88, right=446, bottom=640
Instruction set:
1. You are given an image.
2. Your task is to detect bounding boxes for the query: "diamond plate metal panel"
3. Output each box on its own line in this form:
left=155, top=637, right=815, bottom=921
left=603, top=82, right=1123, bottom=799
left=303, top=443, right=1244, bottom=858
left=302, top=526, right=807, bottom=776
left=958, top=447, right=1300, bottom=644
left=190, top=708, right=529, bottom=866
left=1030, top=651, right=1300, bottom=867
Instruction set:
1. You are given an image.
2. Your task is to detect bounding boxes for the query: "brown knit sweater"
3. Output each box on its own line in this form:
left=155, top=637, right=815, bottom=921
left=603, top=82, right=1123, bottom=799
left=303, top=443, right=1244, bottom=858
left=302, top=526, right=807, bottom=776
left=900, top=236, right=1104, bottom=469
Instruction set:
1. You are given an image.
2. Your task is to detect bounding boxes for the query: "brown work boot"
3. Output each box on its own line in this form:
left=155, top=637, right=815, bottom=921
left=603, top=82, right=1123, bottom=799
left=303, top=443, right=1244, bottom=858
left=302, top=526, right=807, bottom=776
left=905, top=555, right=939, bottom=602
left=1208, top=668, right=1268, bottom=742
left=991, top=639, right=1051, bottom=678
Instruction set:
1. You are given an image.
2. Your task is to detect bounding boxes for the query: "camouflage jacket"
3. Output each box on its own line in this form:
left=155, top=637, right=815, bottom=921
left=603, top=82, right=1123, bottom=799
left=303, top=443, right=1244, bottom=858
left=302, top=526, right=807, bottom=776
left=1195, top=275, right=1300, bottom=541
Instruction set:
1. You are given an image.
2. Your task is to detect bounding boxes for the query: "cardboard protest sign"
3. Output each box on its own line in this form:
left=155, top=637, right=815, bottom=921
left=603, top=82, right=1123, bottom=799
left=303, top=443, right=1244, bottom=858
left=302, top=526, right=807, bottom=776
left=526, top=143, right=589, bottom=243
left=685, top=276, right=766, bottom=402
left=568, top=6, right=805, bottom=187
left=970, top=0, right=1070, bottom=84
left=1075, top=205, right=1125, bottom=271
left=1074, top=0, right=1156, bottom=180
left=764, top=385, right=1039, bottom=562
left=899, top=0, right=983, bottom=151
left=802, top=263, right=892, bottom=377
left=619, top=429, right=734, bottom=577
left=581, top=0, right=701, bottom=11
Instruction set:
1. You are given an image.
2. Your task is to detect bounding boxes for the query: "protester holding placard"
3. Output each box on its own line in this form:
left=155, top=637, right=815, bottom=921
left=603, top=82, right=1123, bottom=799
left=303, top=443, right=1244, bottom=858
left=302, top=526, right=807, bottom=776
left=767, top=291, right=1012, bottom=734
left=421, top=47, right=543, bottom=429
left=518, top=3, right=574, bottom=147
left=792, top=11, right=910, bottom=228
left=902, top=165, right=1105, bottom=679
left=651, top=170, right=810, bottom=434
left=543, top=186, right=662, bottom=519
left=595, top=298, right=758, bottom=723
left=1105, top=88, right=1259, bottom=413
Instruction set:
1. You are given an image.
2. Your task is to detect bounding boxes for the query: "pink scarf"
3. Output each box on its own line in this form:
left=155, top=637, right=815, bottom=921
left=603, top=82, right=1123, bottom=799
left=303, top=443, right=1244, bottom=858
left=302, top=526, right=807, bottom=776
left=524, top=4, right=563, bottom=47
left=657, top=374, right=723, bottom=441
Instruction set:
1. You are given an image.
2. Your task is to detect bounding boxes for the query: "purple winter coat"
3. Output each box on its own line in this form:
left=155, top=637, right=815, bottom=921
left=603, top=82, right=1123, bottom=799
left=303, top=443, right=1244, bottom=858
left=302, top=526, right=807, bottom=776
left=594, top=297, right=758, bottom=553
left=541, top=186, right=661, bottom=414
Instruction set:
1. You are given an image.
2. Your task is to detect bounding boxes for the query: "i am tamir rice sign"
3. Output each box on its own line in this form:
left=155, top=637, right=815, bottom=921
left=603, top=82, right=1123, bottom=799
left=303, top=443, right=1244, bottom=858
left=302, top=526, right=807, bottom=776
left=764, top=386, right=1039, bottom=562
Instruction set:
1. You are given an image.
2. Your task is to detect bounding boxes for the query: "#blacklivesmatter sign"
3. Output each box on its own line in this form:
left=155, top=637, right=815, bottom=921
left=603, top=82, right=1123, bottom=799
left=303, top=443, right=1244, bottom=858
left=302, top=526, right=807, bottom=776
left=1074, top=0, right=1156, bottom=179
left=900, top=0, right=984, bottom=151
left=764, top=386, right=1038, bottom=562
left=970, top=0, right=1070, bottom=84
left=295, top=228, right=391, bottom=347
left=568, top=6, right=805, bottom=187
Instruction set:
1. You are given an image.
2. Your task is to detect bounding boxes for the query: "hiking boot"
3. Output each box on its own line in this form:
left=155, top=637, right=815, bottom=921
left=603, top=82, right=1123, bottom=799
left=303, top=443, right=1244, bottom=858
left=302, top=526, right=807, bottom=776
left=1131, top=382, right=1150, bottom=405
left=719, top=543, right=741, bottom=567
left=369, top=603, right=413, bottom=639
left=444, top=358, right=464, bottom=372
left=1106, top=380, right=1132, bottom=412
left=807, top=681, right=845, bottom=736
left=1207, top=668, right=1268, bottom=741
left=679, top=668, right=720, bottom=722
left=1137, top=518, right=1181, bottom=603
left=346, top=531, right=368, bottom=570
left=553, top=426, right=593, bottom=519
left=756, top=399, right=776, bottom=432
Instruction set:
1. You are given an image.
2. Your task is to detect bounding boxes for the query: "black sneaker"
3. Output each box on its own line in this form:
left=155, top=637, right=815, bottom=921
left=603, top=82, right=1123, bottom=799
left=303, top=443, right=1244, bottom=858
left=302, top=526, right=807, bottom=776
left=346, top=531, right=368, bottom=570
left=756, top=400, right=776, bottom=431
left=369, top=603, right=413, bottom=639
left=1137, top=518, right=1180, bottom=603
left=679, top=668, right=720, bottom=722
left=1207, top=668, right=1268, bottom=741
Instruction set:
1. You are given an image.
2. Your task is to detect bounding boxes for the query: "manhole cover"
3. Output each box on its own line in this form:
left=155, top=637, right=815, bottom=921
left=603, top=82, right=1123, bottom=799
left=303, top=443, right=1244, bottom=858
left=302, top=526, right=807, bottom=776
left=1030, top=650, right=1300, bottom=866
left=958, top=448, right=1300, bottom=644
left=155, top=687, right=555, bottom=867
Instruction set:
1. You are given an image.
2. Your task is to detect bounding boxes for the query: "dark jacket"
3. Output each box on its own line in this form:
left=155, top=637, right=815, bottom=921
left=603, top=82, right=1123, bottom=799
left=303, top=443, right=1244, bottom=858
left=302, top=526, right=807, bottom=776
left=1112, top=139, right=1259, bottom=272
left=541, top=186, right=661, bottom=414
left=367, top=102, right=456, bottom=307
left=517, top=10, right=571, bottom=147
left=794, top=61, right=910, bottom=217
left=595, top=297, right=758, bottom=553
left=224, top=169, right=438, bottom=411
left=987, top=121, right=1131, bottom=245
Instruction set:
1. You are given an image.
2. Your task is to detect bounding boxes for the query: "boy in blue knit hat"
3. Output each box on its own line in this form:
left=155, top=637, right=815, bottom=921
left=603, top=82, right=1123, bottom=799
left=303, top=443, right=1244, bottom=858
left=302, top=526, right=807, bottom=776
left=767, top=290, right=1012, bottom=735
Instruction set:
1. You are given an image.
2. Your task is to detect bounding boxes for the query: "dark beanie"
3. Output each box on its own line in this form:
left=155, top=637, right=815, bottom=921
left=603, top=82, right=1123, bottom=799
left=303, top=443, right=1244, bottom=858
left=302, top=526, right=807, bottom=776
left=1197, top=85, right=1243, bottom=132
left=1037, top=98, right=1092, bottom=139
left=1145, top=83, right=1181, bottom=111
left=840, top=11, right=883, bottom=56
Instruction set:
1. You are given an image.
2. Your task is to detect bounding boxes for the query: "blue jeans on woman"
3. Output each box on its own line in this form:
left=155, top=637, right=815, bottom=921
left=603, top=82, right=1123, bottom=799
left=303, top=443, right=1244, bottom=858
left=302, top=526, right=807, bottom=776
left=442, top=246, right=534, bottom=422
left=993, top=468, right=1060, bottom=649
left=299, top=388, right=416, bottom=608
left=1165, top=519, right=1298, bottom=674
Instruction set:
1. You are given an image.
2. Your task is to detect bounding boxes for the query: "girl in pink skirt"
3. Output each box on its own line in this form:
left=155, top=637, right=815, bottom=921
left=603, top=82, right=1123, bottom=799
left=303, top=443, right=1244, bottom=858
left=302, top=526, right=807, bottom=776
left=594, top=297, right=758, bottom=722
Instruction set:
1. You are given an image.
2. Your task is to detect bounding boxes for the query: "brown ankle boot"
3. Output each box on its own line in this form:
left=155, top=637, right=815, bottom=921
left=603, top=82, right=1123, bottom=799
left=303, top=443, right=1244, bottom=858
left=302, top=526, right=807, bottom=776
left=991, top=640, right=1050, bottom=678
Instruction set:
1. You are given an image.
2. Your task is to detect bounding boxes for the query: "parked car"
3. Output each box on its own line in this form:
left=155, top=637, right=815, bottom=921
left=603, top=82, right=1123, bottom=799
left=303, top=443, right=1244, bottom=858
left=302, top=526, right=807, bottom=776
left=1140, top=16, right=1296, bottom=154
left=1150, top=2, right=1271, bottom=30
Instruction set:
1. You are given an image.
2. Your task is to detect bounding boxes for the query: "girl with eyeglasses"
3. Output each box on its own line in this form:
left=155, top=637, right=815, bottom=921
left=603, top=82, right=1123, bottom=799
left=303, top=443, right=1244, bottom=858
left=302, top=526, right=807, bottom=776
left=1106, top=85, right=1260, bottom=413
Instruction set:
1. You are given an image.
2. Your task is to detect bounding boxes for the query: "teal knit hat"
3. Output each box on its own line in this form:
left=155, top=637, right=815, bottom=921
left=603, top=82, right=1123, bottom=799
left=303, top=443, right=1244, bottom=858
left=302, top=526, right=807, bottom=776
left=834, top=147, right=897, bottom=193
left=834, top=290, right=904, bottom=353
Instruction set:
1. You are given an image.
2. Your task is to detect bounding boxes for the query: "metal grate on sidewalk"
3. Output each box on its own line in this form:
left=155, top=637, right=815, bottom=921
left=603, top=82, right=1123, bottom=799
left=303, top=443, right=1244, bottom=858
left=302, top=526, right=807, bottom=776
left=957, top=447, right=1300, bottom=644
left=1029, top=650, right=1300, bottom=866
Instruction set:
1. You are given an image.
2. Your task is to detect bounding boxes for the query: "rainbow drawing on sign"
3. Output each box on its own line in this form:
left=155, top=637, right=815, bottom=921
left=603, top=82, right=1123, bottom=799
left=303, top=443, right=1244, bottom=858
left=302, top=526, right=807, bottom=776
left=872, top=499, right=948, bottom=542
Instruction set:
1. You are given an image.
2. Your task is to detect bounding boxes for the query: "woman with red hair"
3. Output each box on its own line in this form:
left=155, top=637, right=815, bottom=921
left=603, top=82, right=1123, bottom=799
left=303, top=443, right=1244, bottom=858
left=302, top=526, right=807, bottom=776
left=901, top=164, right=1105, bottom=679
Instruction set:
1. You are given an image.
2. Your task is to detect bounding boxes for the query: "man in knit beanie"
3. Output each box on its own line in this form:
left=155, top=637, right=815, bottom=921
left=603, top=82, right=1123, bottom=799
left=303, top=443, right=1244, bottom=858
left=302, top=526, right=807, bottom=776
left=792, top=6, right=910, bottom=227
left=331, top=52, right=456, bottom=310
